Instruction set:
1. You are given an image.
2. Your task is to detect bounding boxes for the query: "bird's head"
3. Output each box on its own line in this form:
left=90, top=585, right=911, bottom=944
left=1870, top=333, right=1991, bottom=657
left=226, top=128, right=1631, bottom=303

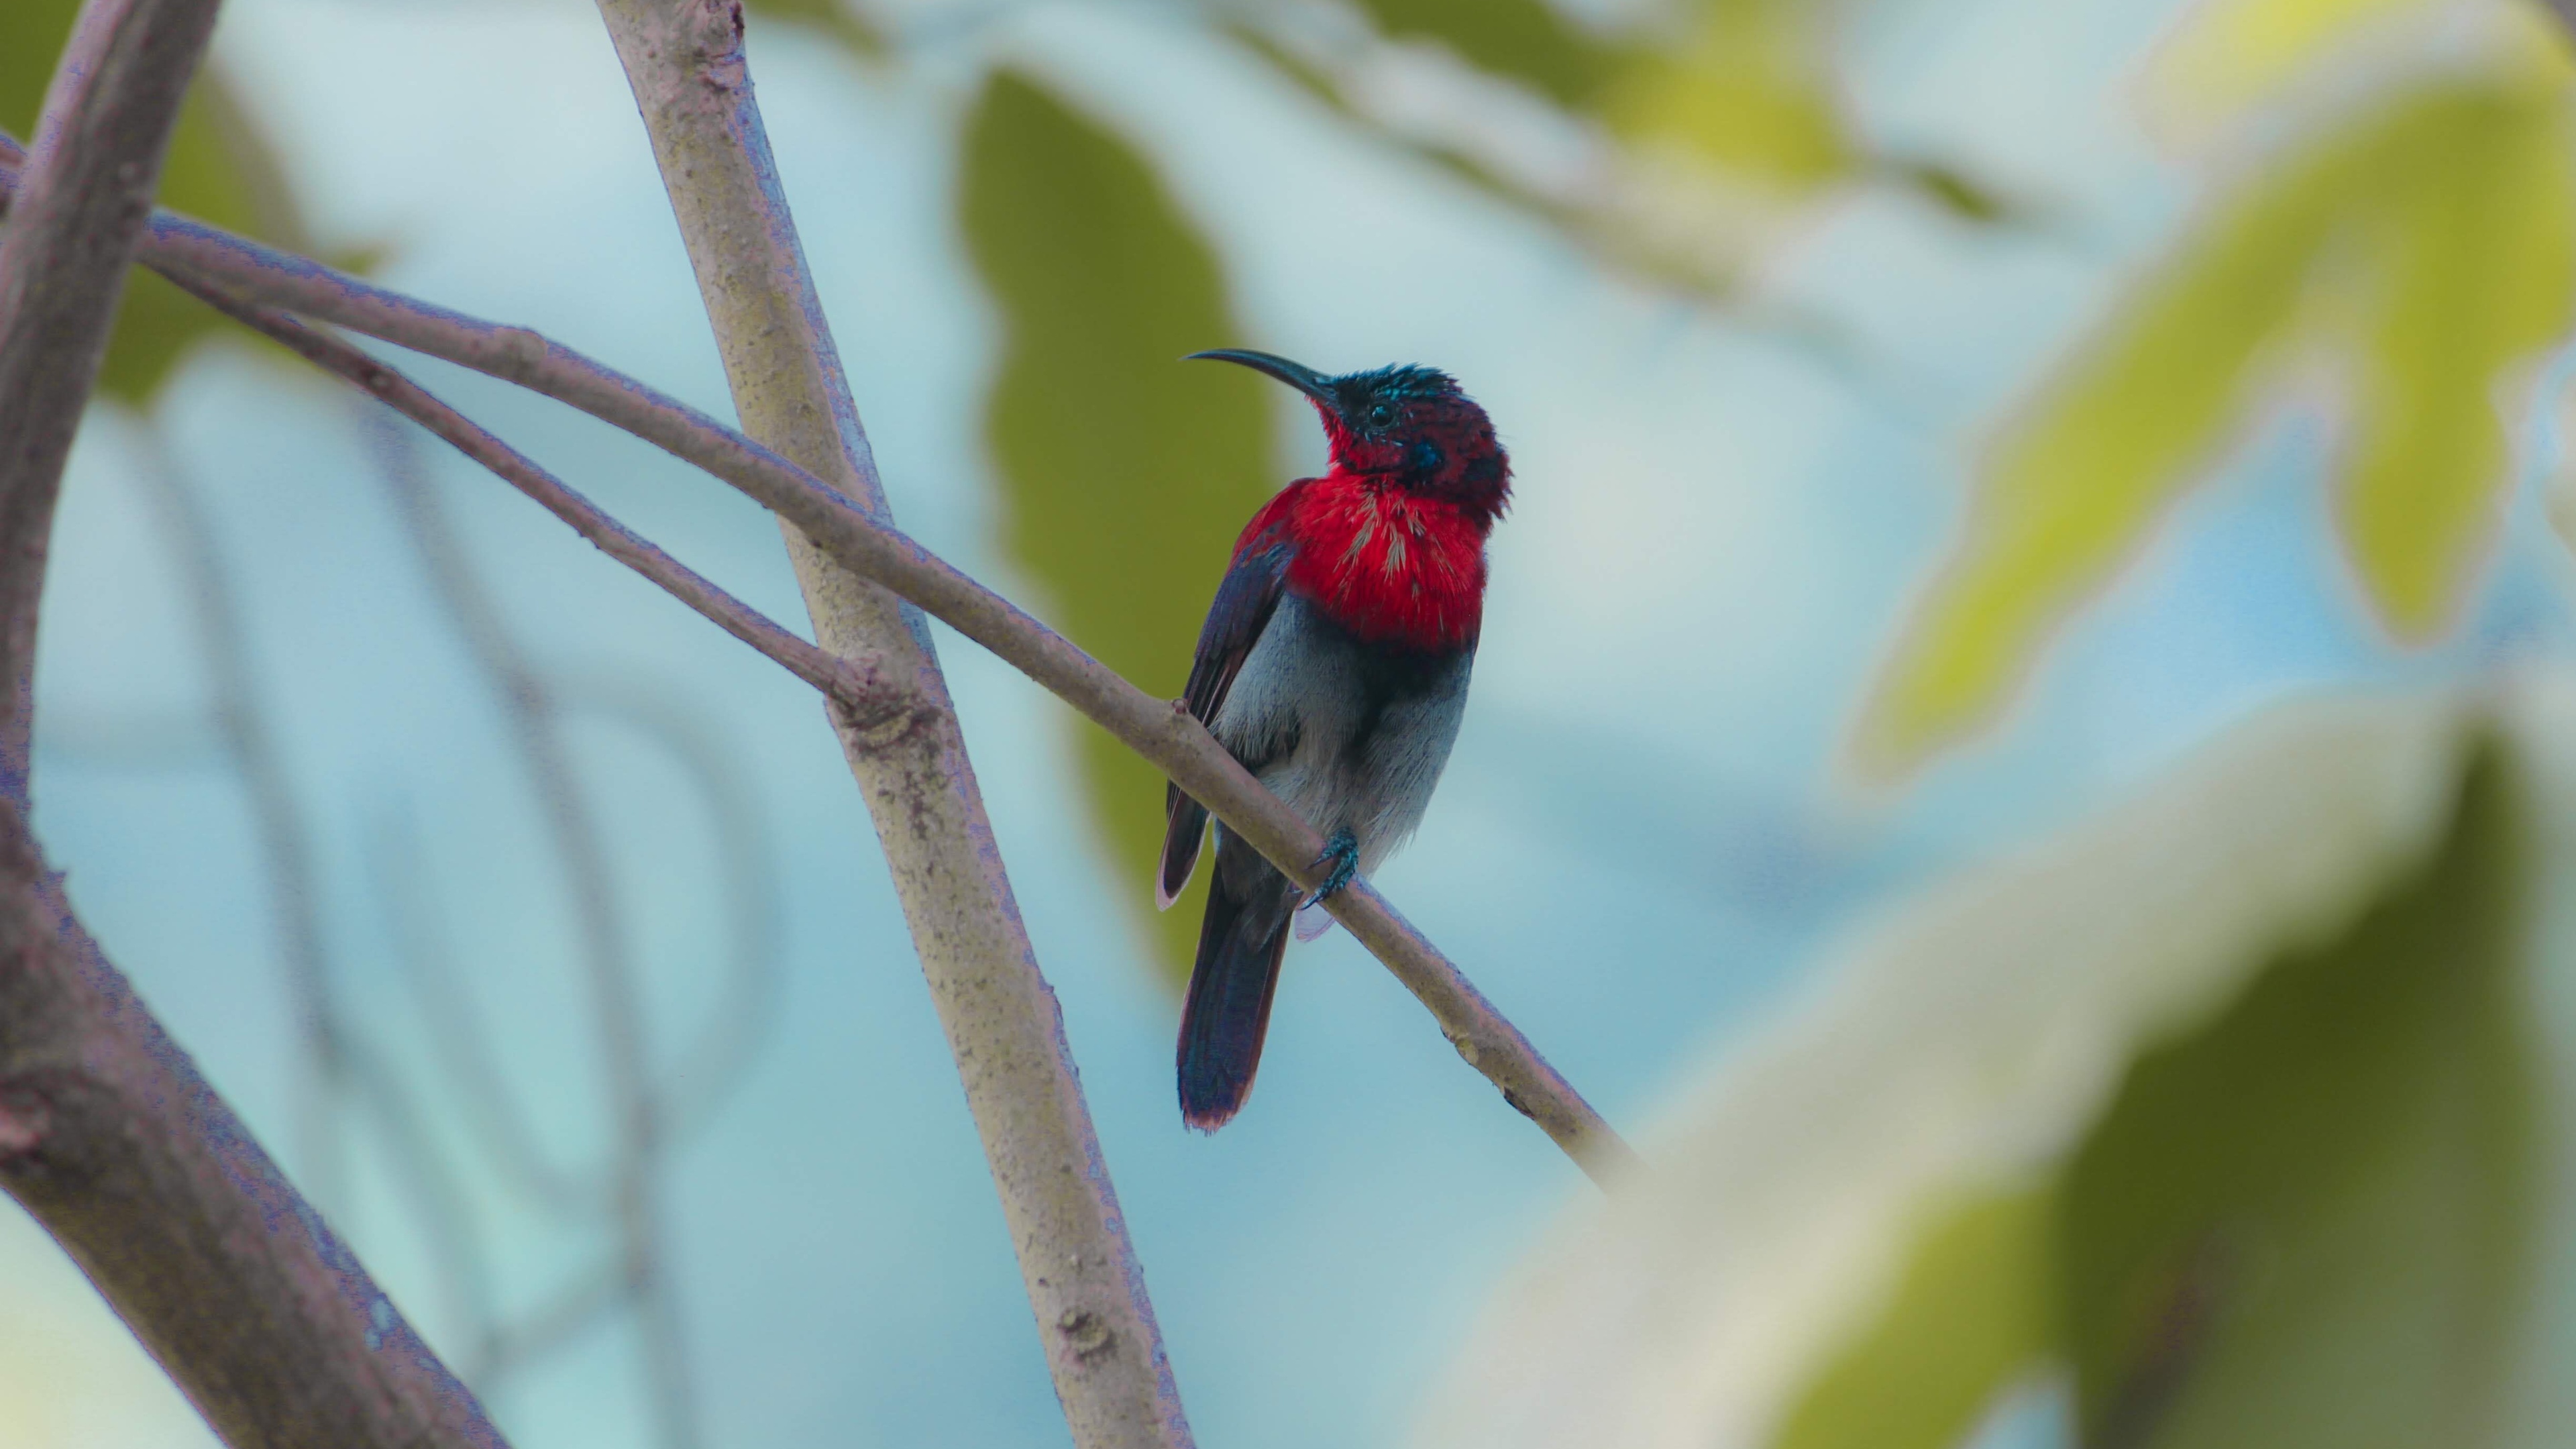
left=1189, top=350, right=1511, bottom=520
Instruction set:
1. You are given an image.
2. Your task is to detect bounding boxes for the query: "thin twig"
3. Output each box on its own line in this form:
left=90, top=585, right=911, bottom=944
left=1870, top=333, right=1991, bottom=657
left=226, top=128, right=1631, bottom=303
left=0, top=131, right=1637, bottom=1182
left=543, top=674, right=786, bottom=1142
left=468, top=1260, right=632, bottom=1385
left=128, top=426, right=354, bottom=1212
left=136, top=429, right=515, bottom=1368
left=362, top=386, right=698, bottom=1449
left=151, top=268, right=735, bottom=1445
left=365, top=801, right=598, bottom=1214
left=338, top=1036, right=505, bottom=1370
left=162, top=267, right=892, bottom=715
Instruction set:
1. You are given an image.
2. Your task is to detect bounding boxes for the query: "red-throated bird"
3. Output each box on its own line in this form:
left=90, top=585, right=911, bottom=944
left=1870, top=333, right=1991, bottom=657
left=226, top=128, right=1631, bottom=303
left=1159, top=350, right=1510, bottom=1130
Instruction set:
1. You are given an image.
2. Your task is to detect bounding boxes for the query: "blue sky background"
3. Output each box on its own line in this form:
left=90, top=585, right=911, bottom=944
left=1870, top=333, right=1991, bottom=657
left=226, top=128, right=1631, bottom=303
left=7, top=1, right=2576, bottom=1446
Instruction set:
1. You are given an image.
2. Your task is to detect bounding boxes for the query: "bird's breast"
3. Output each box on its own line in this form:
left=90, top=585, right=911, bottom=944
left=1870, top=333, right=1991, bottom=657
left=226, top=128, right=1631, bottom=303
left=1279, top=480, right=1487, bottom=651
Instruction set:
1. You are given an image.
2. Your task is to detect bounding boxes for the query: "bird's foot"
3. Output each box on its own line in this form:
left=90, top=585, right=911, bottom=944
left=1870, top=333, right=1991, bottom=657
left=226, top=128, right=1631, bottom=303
left=1299, top=829, right=1359, bottom=912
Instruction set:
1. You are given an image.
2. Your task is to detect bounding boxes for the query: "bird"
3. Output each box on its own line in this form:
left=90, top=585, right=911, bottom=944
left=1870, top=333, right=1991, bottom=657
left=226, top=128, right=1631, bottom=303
left=1157, top=349, right=1511, bottom=1131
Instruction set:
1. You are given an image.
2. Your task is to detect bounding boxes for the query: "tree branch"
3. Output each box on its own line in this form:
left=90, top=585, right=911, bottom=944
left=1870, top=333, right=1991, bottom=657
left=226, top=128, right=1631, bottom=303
left=589, top=4, right=1192, bottom=1444
left=167, top=270, right=894, bottom=715
left=0, top=0, right=225, bottom=805
left=0, top=6, right=510, bottom=1446
left=0, top=800, right=510, bottom=1448
left=0, top=134, right=1638, bottom=1184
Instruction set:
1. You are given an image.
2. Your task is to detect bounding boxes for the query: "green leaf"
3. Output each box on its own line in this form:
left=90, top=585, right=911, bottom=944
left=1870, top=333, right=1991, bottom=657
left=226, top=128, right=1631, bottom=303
left=1415, top=685, right=2571, bottom=1449
left=958, top=70, right=1280, bottom=984
left=5, top=0, right=315, bottom=402
left=745, top=0, right=885, bottom=62
left=1854, top=72, right=2576, bottom=777
left=2059, top=743, right=2534, bottom=1446
left=1346, top=0, right=1625, bottom=111
left=1772, top=1185, right=2060, bottom=1449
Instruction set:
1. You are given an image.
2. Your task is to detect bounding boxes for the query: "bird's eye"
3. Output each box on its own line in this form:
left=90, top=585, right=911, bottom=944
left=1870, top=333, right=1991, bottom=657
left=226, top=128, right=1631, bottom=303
left=1366, top=402, right=1396, bottom=430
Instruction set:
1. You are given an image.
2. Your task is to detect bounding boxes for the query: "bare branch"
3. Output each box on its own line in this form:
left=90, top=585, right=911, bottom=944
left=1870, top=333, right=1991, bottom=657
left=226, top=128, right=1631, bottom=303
left=0, top=7, right=508, bottom=1446
left=0, top=0, right=227, bottom=804
left=168, top=270, right=892, bottom=714
left=0, top=133, right=1637, bottom=1183
left=590, top=3, right=1192, bottom=1444
left=0, top=794, right=510, bottom=1447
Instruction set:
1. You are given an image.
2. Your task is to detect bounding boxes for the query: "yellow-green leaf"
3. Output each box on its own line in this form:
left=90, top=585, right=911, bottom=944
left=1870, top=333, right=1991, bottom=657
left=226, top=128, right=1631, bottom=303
left=1599, top=0, right=1853, bottom=190
left=2148, top=0, right=2445, bottom=140
left=959, top=70, right=1279, bottom=983
left=1854, top=76, right=2576, bottom=776
left=5, top=1, right=313, bottom=402
left=2337, top=83, right=2576, bottom=634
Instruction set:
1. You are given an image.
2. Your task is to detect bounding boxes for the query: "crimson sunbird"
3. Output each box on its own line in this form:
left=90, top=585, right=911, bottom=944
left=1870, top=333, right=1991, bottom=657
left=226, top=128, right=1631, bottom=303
left=1157, top=350, right=1511, bottom=1130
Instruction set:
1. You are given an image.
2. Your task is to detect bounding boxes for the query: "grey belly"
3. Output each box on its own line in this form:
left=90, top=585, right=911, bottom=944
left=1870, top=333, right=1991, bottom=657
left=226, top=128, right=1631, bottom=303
left=1210, top=594, right=1472, bottom=875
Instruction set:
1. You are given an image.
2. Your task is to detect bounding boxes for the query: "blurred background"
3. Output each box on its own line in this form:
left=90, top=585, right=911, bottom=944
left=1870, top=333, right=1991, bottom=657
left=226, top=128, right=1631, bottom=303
left=7, top=0, right=2576, bottom=1446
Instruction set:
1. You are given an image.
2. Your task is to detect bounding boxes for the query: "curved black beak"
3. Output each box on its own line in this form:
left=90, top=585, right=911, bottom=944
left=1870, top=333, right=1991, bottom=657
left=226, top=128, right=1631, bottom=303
left=1186, top=349, right=1337, bottom=407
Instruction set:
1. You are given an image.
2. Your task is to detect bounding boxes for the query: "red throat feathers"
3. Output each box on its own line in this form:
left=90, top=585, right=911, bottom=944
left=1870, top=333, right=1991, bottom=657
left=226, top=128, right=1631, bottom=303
left=1240, top=474, right=1493, bottom=651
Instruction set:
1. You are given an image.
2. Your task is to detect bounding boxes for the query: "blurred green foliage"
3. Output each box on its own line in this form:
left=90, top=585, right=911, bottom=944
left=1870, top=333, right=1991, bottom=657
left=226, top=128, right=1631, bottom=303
left=1420, top=689, right=2571, bottom=1449
left=1776, top=745, right=2534, bottom=1449
left=2149, top=0, right=2445, bottom=136
left=1346, top=0, right=1625, bottom=110
left=2061, top=745, right=2530, bottom=1446
left=1346, top=0, right=1855, bottom=192
left=1774, top=1185, right=2058, bottom=1449
left=3, top=0, right=315, bottom=403
left=1859, top=11, right=2576, bottom=775
left=1601, top=0, right=1853, bottom=191
left=959, top=70, right=1281, bottom=982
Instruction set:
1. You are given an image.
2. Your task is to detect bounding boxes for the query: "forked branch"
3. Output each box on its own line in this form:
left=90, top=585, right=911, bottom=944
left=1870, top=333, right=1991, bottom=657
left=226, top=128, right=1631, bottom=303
left=0, top=136, right=1634, bottom=1183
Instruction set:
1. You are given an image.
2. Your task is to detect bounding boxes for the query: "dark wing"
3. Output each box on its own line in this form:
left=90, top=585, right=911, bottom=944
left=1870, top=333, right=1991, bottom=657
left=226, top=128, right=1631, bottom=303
left=1157, top=540, right=1291, bottom=908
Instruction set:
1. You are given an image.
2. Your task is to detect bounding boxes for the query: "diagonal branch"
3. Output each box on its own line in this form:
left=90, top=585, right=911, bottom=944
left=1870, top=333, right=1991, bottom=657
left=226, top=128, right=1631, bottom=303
left=0, top=135, right=1636, bottom=1184
left=0, top=798, right=511, bottom=1448
left=167, top=270, right=896, bottom=715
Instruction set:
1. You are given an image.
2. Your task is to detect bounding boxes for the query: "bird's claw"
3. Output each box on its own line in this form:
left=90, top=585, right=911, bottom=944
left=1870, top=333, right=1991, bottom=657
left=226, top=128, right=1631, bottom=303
left=1299, top=829, right=1359, bottom=911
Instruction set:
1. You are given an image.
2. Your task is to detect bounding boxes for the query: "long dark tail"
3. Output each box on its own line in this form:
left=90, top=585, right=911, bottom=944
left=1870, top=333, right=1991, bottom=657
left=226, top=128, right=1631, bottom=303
left=1177, top=828, right=1296, bottom=1130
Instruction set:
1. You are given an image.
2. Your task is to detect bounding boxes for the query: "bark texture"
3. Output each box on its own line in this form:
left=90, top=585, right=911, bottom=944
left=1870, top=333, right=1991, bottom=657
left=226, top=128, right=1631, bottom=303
left=0, top=804, right=508, bottom=1448
left=588, top=4, right=1196, bottom=1446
